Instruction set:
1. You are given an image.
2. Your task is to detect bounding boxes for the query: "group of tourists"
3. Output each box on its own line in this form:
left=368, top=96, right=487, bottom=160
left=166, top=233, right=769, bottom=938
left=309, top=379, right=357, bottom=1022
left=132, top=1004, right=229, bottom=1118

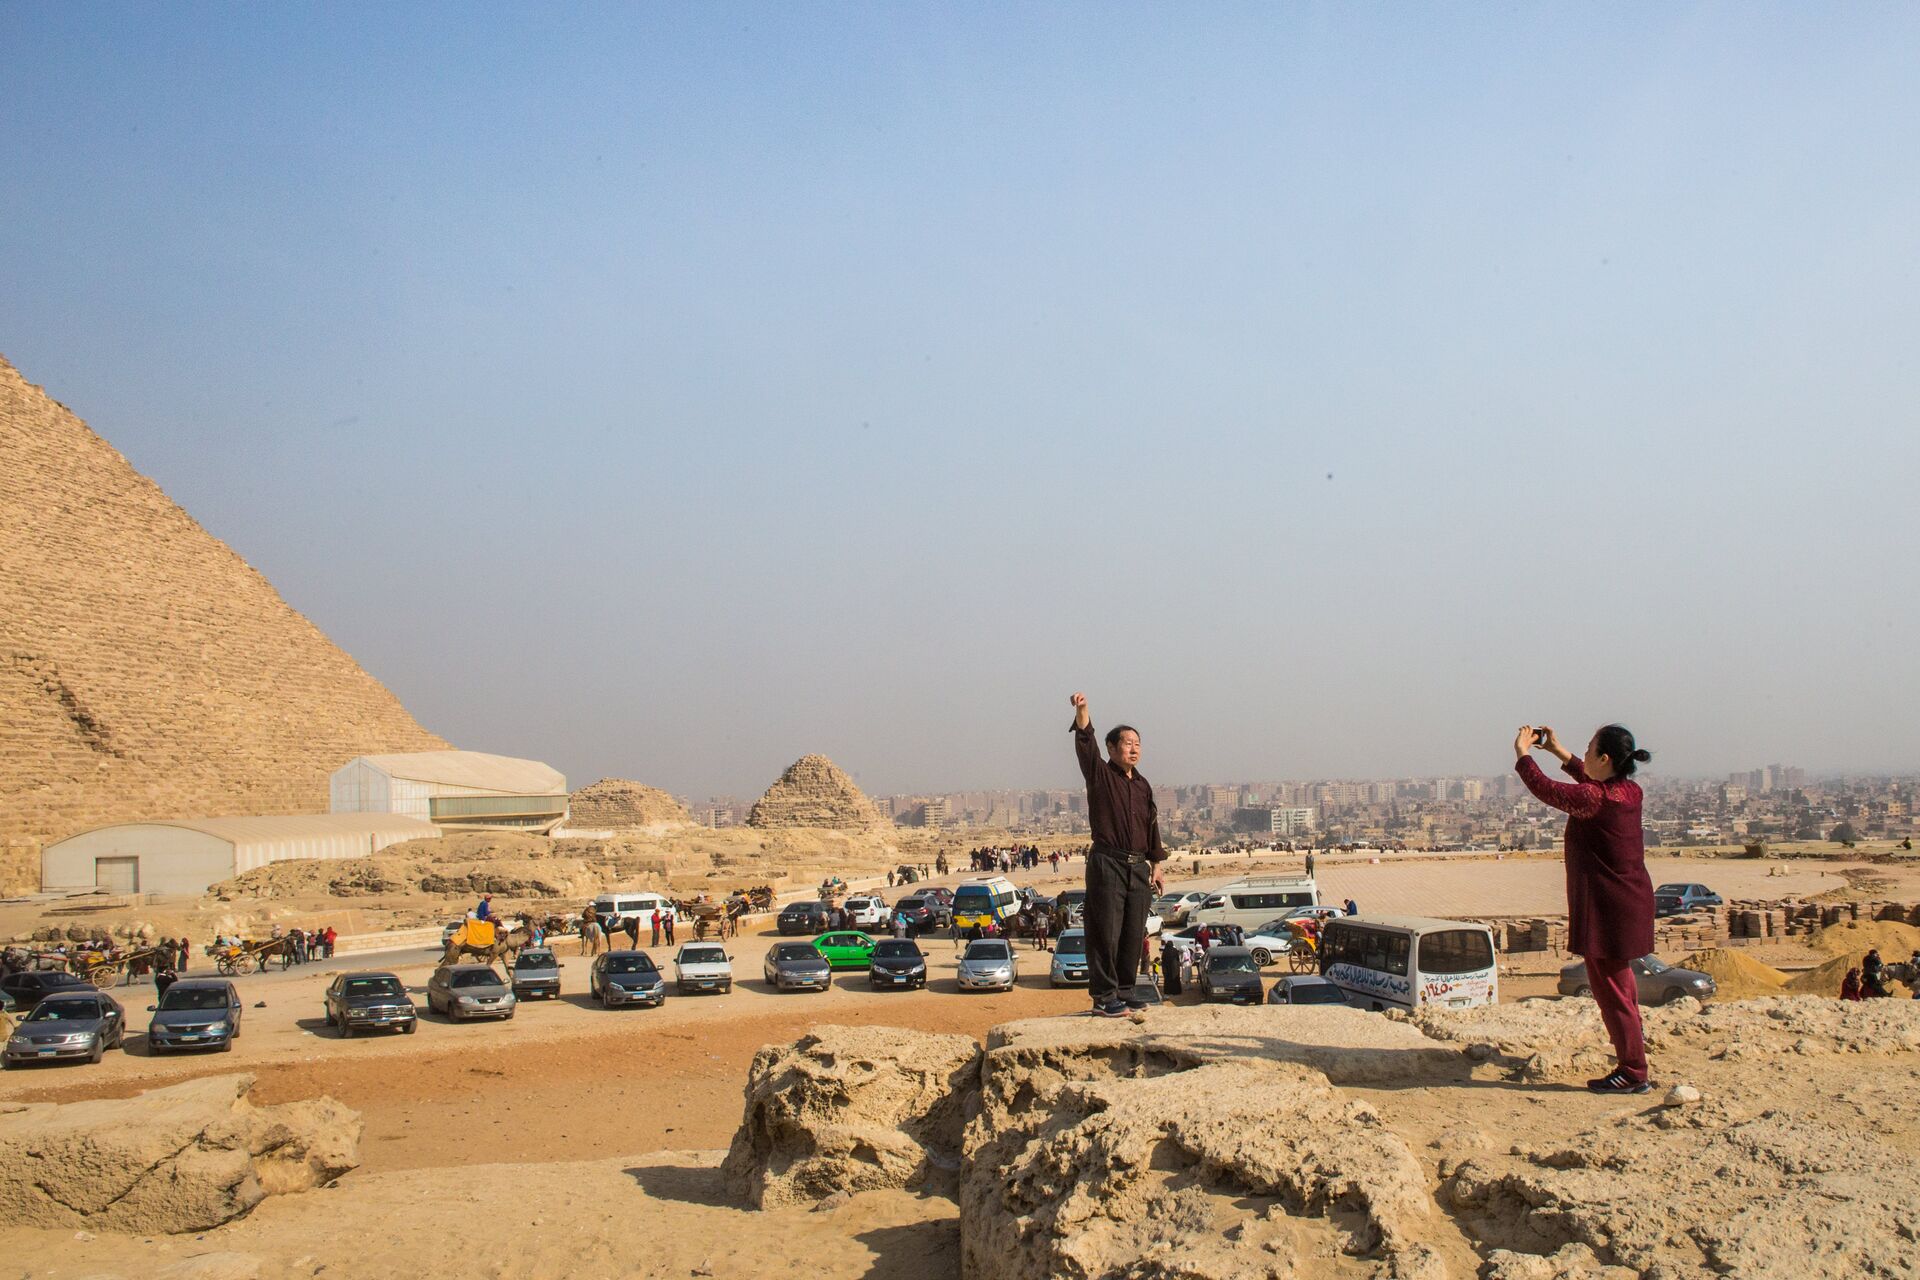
left=967, top=845, right=1057, bottom=874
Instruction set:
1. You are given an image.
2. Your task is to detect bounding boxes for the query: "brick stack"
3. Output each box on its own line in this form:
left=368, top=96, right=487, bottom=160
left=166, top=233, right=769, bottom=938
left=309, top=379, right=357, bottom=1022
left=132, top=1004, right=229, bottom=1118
left=0, top=355, right=448, bottom=846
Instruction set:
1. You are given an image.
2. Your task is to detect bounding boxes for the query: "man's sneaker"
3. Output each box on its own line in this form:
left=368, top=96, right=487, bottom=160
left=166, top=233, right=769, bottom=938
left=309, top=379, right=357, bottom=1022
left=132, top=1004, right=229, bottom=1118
left=1586, top=1069, right=1652, bottom=1094
left=1123, top=996, right=1150, bottom=1011
left=1092, top=1000, right=1128, bottom=1018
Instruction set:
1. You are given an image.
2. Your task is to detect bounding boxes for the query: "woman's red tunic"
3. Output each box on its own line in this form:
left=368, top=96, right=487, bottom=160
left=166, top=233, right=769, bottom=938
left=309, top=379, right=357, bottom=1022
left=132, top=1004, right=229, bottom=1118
left=1514, top=756, right=1655, bottom=959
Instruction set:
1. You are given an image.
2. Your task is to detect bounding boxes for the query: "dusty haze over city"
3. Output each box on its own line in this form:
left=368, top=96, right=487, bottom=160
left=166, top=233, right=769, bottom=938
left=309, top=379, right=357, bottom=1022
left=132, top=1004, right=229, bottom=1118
left=4, top=7, right=1918, bottom=799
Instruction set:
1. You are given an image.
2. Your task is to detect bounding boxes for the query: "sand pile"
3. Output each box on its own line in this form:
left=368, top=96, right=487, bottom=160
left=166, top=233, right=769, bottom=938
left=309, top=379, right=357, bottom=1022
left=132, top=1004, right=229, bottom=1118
left=1809, top=918, right=1920, bottom=957
left=1688, top=948, right=1789, bottom=999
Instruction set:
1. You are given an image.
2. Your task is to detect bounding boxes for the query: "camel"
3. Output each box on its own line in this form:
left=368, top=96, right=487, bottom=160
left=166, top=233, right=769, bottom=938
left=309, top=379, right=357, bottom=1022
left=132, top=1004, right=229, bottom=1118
left=438, top=919, right=533, bottom=968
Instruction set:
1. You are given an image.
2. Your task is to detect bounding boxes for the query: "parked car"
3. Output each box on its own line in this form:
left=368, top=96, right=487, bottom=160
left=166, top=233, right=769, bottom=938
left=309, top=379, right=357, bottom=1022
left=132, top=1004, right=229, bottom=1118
left=511, top=948, right=562, bottom=1000
left=1241, top=921, right=1299, bottom=967
left=1558, top=955, right=1717, bottom=1005
left=866, top=938, right=928, bottom=989
left=426, top=964, right=517, bottom=1021
left=1153, top=890, right=1210, bottom=926
left=813, top=931, right=879, bottom=970
left=672, top=943, right=733, bottom=995
left=1127, top=982, right=1163, bottom=1007
left=957, top=938, right=1018, bottom=992
left=324, top=971, right=418, bottom=1037
left=778, top=901, right=832, bottom=936
left=843, top=896, right=889, bottom=929
left=1050, top=928, right=1090, bottom=987
left=1267, top=975, right=1351, bottom=1006
left=3, top=991, right=125, bottom=1066
left=1653, top=884, right=1723, bottom=917
left=146, top=978, right=242, bottom=1053
left=890, top=895, right=945, bottom=934
left=764, top=942, right=833, bottom=992
left=590, top=950, right=667, bottom=1007
left=1198, top=947, right=1265, bottom=1004
left=0, top=970, right=91, bottom=1014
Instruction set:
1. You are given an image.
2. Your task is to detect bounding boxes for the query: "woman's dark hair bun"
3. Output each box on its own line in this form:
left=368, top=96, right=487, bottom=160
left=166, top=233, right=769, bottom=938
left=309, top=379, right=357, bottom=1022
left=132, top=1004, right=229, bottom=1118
left=1593, top=724, right=1650, bottom=776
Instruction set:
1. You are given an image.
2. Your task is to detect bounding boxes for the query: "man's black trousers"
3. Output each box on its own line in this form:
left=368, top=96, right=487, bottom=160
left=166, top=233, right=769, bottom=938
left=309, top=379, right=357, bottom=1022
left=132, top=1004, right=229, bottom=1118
left=1085, top=845, right=1152, bottom=1006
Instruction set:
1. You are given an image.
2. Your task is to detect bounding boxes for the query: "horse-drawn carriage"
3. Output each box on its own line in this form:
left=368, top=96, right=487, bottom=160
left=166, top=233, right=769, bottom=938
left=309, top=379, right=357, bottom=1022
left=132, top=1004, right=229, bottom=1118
left=678, top=894, right=751, bottom=942
left=67, top=945, right=165, bottom=987
left=1284, top=919, right=1321, bottom=973
left=208, top=937, right=295, bottom=976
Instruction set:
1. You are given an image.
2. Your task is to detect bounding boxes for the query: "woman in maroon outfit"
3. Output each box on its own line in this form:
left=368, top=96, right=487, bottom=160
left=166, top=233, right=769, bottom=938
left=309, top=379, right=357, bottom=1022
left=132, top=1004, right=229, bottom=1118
left=1514, top=722, right=1656, bottom=1094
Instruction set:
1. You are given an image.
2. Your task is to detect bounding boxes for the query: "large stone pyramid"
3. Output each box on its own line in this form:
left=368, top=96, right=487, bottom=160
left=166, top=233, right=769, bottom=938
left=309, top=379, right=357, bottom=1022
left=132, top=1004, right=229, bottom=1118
left=0, top=355, right=448, bottom=846
left=568, top=778, right=692, bottom=830
left=748, top=755, right=889, bottom=831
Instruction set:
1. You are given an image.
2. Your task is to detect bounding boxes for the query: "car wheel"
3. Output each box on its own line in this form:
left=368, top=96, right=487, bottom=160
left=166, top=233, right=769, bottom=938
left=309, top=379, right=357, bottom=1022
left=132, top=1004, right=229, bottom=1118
left=1661, top=987, right=1687, bottom=1006
left=88, top=1039, right=104, bottom=1064
left=218, top=1037, right=233, bottom=1053
left=1574, top=985, right=1592, bottom=998
left=1251, top=948, right=1271, bottom=967
left=340, top=1022, right=353, bottom=1039
left=403, top=1019, right=417, bottom=1034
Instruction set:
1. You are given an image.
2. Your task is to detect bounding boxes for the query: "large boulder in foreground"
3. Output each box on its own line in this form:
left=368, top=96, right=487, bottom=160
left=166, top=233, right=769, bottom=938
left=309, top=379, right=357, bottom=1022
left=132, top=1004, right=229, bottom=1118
left=723, top=1024, right=980, bottom=1207
left=962, top=1007, right=1450, bottom=1280
left=0, top=1074, right=360, bottom=1233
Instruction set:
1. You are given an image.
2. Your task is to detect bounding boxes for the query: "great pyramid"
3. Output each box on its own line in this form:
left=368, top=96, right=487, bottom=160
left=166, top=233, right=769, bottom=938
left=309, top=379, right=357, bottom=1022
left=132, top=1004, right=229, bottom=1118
left=748, top=754, right=890, bottom=831
left=568, top=778, right=692, bottom=830
left=0, top=354, right=447, bottom=847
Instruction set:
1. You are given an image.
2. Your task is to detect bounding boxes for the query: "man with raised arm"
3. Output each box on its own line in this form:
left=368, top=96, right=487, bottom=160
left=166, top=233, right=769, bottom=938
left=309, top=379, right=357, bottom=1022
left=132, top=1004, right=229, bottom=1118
left=1068, top=692, right=1166, bottom=1017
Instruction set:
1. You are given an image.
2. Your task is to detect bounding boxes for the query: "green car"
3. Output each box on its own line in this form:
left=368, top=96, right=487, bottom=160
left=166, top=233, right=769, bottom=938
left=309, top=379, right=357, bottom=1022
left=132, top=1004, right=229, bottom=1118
left=812, top=931, right=878, bottom=970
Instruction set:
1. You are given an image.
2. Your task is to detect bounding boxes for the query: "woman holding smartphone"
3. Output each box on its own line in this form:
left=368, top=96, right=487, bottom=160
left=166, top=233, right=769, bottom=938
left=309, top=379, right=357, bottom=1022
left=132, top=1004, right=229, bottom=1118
left=1514, top=722, right=1656, bottom=1094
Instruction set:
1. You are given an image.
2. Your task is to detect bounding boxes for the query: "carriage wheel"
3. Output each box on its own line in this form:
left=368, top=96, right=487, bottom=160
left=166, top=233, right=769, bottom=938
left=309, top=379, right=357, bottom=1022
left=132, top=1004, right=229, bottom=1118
left=217, top=957, right=239, bottom=977
left=90, top=965, right=115, bottom=989
left=1289, top=948, right=1315, bottom=973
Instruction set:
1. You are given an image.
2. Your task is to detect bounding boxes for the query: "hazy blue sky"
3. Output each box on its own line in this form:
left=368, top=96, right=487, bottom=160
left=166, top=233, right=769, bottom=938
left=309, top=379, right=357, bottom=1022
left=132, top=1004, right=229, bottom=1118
left=5, top=4, right=1917, bottom=798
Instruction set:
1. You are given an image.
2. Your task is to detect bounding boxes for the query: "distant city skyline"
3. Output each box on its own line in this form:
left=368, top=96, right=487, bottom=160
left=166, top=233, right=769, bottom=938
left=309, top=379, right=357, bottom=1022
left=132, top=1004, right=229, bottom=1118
left=5, top=6, right=1918, bottom=797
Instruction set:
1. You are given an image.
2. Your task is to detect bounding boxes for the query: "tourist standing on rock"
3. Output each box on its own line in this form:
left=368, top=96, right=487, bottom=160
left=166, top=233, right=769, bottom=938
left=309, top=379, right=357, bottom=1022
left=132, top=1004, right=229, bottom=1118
left=1514, top=724, right=1656, bottom=1095
left=1069, top=692, right=1165, bottom=1018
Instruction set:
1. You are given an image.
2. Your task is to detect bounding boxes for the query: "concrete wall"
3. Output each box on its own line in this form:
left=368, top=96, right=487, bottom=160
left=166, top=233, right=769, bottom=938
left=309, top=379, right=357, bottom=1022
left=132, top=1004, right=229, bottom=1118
left=42, top=826, right=235, bottom=896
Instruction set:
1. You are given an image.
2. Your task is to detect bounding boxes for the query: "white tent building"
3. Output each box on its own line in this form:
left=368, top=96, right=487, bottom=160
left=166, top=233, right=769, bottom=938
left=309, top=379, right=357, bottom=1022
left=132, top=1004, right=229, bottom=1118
left=41, top=814, right=440, bottom=896
left=330, top=751, right=568, bottom=834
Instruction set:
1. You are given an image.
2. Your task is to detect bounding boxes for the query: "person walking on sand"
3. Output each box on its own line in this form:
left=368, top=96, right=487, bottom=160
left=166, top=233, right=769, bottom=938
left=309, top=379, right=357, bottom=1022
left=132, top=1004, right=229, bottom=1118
left=1515, top=723, right=1656, bottom=1094
left=1069, top=692, right=1166, bottom=1018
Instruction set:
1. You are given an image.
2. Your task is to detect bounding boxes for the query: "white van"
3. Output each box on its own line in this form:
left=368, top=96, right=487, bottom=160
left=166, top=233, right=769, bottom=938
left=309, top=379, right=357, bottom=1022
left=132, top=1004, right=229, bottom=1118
left=590, top=892, right=676, bottom=932
left=951, top=878, right=1020, bottom=930
left=1318, top=916, right=1498, bottom=1013
left=1189, top=876, right=1319, bottom=930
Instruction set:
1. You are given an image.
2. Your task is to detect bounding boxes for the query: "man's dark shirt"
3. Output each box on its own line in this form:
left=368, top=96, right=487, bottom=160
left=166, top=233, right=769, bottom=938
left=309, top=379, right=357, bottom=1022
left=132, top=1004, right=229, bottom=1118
left=1072, top=722, right=1165, bottom=861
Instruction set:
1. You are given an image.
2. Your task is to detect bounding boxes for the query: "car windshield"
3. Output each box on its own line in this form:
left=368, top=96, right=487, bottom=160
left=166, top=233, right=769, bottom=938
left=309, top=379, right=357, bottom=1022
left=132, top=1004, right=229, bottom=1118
left=1654, top=884, right=1687, bottom=894
left=1289, top=983, right=1348, bottom=1004
left=872, top=941, right=921, bottom=959
left=1208, top=954, right=1258, bottom=973
left=785, top=902, right=822, bottom=914
left=450, top=970, right=503, bottom=989
left=681, top=948, right=725, bottom=965
left=953, top=890, right=993, bottom=911
left=771, top=945, right=819, bottom=962
left=515, top=952, right=556, bottom=969
left=898, top=898, right=927, bottom=911
left=1055, top=935, right=1086, bottom=956
left=26, top=1000, right=101, bottom=1022
left=160, top=987, right=230, bottom=1011
left=1639, top=956, right=1671, bottom=973
left=607, top=955, right=658, bottom=974
left=1058, top=891, right=1085, bottom=904
left=964, top=941, right=1011, bottom=961
left=343, top=977, right=404, bottom=998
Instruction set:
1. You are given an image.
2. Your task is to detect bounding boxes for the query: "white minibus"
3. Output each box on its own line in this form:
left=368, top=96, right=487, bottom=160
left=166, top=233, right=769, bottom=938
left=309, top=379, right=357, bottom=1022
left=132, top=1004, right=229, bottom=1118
left=951, top=877, right=1020, bottom=930
left=1189, top=875, right=1319, bottom=930
left=590, top=892, right=677, bottom=932
left=1318, top=916, right=1498, bottom=1012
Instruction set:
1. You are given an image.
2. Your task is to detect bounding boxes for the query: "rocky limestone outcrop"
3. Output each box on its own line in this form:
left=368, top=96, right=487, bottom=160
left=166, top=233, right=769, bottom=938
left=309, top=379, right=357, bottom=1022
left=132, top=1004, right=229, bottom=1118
left=0, top=1073, right=360, bottom=1233
left=568, top=778, right=692, bottom=830
left=963, top=1009, right=1451, bottom=1280
left=748, top=755, right=888, bottom=831
left=1446, top=1093, right=1920, bottom=1279
left=722, top=1025, right=979, bottom=1207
